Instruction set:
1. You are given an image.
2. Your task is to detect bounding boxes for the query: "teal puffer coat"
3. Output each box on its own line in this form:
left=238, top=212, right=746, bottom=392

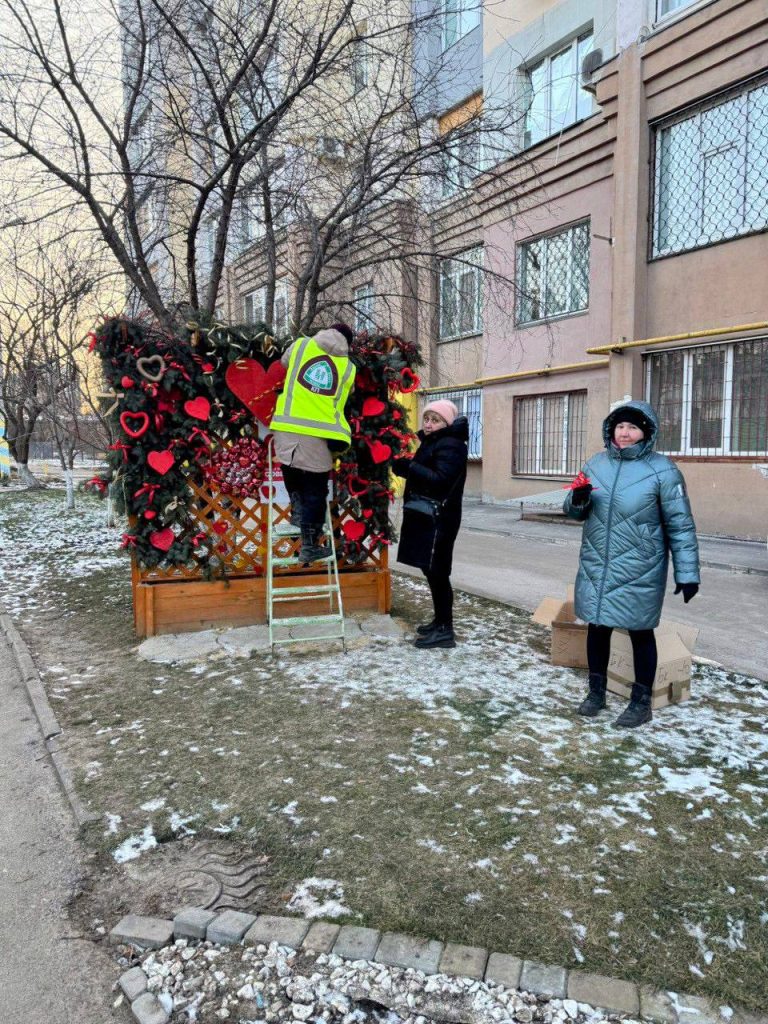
left=564, top=400, right=700, bottom=630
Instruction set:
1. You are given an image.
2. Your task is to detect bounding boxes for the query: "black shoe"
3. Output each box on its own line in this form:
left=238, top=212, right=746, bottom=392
left=414, top=624, right=456, bottom=649
left=577, top=673, right=607, bottom=717
left=416, top=619, right=437, bottom=636
left=613, top=683, right=653, bottom=728
left=299, top=523, right=331, bottom=564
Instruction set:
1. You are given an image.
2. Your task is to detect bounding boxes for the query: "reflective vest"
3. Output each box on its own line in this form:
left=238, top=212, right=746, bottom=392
left=270, top=336, right=356, bottom=443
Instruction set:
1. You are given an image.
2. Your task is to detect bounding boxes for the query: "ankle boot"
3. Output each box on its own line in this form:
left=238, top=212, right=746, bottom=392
left=414, top=623, right=456, bottom=649
left=577, top=673, right=607, bottom=717
left=613, top=683, right=653, bottom=728
left=416, top=619, right=437, bottom=636
left=299, top=523, right=331, bottom=564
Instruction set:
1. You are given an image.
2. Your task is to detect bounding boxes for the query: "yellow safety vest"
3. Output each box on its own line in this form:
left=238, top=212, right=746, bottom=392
left=270, top=337, right=356, bottom=443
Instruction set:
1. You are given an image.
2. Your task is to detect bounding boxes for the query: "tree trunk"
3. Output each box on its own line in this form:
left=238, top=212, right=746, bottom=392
left=64, top=469, right=75, bottom=510
left=17, top=462, right=44, bottom=489
left=105, top=495, right=116, bottom=528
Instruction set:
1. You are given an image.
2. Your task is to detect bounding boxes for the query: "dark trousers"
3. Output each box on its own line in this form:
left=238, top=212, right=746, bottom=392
left=587, top=623, right=658, bottom=688
left=423, top=568, right=453, bottom=628
left=281, top=465, right=330, bottom=527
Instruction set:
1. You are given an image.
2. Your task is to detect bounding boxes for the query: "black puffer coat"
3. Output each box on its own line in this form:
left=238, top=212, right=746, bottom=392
left=393, top=416, right=469, bottom=574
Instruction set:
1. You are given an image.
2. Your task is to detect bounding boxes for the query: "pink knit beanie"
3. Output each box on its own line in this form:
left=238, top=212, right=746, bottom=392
left=422, top=399, right=458, bottom=426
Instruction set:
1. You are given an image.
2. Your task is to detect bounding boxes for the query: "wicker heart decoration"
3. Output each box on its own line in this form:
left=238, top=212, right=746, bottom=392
left=136, top=355, right=166, bottom=382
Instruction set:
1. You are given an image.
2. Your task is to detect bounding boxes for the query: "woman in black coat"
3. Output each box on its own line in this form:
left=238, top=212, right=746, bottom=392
left=392, top=400, right=469, bottom=649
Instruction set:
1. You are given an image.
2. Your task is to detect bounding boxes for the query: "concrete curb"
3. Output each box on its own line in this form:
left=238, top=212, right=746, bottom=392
left=0, top=605, right=98, bottom=829
left=110, top=908, right=766, bottom=1024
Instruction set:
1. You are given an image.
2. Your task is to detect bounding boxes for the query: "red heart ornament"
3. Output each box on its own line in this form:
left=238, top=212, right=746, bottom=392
left=147, top=449, right=175, bottom=475
left=144, top=510, right=157, bottom=520
left=362, top=508, right=374, bottom=519
left=225, top=358, right=287, bottom=426
left=347, top=476, right=370, bottom=497
left=342, top=519, right=366, bottom=542
left=368, top=440, right=392, bottom=464
left=184, top=396, right=211, bottom=421
left=362, top=397, right=386, bottom=417
left=149, top=528, right=175, bottom=551
left=119, top=411, right=150, bottom=438
left=121, top=375, right=135, bottom=389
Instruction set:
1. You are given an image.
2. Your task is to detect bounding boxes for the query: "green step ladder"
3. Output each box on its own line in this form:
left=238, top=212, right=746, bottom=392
left=266, top=446, right=346, bottom=652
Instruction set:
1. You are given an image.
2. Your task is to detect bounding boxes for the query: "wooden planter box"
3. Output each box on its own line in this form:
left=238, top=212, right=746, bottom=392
left=131, top=480, right=391, bottom=637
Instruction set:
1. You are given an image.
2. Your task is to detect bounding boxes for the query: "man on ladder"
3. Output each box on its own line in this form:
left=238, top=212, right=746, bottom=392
left=270, top=323, right=356, bottom=564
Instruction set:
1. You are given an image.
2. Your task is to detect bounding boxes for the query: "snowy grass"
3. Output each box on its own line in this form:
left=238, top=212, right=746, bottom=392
left=2, top=489, right=768, bottom=1011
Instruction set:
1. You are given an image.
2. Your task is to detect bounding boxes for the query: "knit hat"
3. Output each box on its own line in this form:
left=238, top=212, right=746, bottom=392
left=329, top=322, right=354, bottom=346
left=611, top=406, right=651, bottom=437
left=422, top=399, right=458, bottom=426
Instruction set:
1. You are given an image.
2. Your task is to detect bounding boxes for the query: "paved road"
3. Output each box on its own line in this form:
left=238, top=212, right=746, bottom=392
left=0, top=635, right=118, bottom=1024
left=394, top=501, right=768, bottom=681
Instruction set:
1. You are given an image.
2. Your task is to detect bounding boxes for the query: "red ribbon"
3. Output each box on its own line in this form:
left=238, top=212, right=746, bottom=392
left=192, top=532, right=207, bottom=548
left=134, top=483, right=160, bottom=502
left=120, top=533, right=138, bottom=548
left=108, top=441, right=131, bottom=463
left=189, top=427, right=212, bottom=447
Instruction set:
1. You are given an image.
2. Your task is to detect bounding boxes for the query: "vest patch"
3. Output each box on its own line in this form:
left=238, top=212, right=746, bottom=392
left=298, top=355, right=338, bottom=396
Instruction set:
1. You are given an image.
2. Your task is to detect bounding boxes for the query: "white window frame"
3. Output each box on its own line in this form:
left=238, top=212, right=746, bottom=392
left=651, top=78, right=768, bottom=258
left=243, top=280, right=290, bottom=333
left=645, top=341, right=768, bottom=457
left=423, top=388, right=483, bottom=459
left=353, top=283, right=376, bottom=333
left=516, top=221, right=590, bottom=326
left=514, top=391, right=586, bottom=476
left=656, top=0, right=698, bottom=21
left=441, top=0, right=480, bottom=52
left=523, top=31, right=594, bottom=149
left=438, top=246, right=483, bottom=342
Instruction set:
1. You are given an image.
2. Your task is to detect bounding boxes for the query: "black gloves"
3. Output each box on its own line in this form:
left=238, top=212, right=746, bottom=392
left=391, top=457, right=411, bottom=478
left=571, top=483, right=593, bottom=506
left=674, top=582, right=699, bottom=603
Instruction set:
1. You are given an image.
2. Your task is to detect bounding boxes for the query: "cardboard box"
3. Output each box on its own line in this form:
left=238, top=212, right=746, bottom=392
left=532, top=589, right=699, bottom=708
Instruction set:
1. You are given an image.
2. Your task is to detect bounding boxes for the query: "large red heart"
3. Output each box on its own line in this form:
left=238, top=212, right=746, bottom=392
left=147, top=450, right=175, bottom=475
left=184, top=396, right=211, bottom=421
left=368, top=440, right=392, bottom=464
left=342, top=519, right=366, bottom=542
left=120, top=411, right=150, bottom=438
left=225, top=358, right=287, bottom=426
left=149, top=528, right=175, bottom=552
left=362, top=397, right=386, bottom=417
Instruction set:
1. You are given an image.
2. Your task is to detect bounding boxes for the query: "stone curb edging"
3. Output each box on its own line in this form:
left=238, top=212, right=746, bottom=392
left=0, top=605, right=98, bottom=829
left=110, top=909, right=765, bottom=1024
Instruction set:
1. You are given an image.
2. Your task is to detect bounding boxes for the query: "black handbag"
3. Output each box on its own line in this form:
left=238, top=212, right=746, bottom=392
left=403, top=494, right=444, bottom=520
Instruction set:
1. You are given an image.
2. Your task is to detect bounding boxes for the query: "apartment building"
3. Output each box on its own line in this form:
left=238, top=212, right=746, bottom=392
left=416, top=0, right=768, bottom=539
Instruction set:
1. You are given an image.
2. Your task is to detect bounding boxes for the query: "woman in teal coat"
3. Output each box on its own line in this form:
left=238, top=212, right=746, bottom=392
left=564, top=400, right=700, bottom=728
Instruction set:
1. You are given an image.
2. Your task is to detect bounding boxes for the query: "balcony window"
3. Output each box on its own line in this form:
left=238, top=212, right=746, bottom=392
left=524, top=32, right=593, bottom=148
left=442, top=0, right=480, bottom=52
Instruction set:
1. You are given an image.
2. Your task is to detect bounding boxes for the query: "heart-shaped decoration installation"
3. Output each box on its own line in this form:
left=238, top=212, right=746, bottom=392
left=368, top=440, right=392, bottom=464
left=136, top=354, right=167, bottom=382
left=342, top=519, right=366, bottom=542
left=149, top=527, right=175, bottom=552
left=147, top=449, right=175, bottom=475
left=184, top=396, right=211, bottom=421
left=225, top=358, right=287, bottom=426
left=362, top=397, right=386, bottom=417
left=399, top=367, right=420, bottom=393
left=119, top=411, right=150, bottom=438
left=347, top=475, right=370, bottom=497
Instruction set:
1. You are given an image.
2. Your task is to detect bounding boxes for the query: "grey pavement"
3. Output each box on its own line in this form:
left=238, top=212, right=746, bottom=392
left=0, top=633, right=119, bottom=1024
left=393, top=499, right=768, bottom=681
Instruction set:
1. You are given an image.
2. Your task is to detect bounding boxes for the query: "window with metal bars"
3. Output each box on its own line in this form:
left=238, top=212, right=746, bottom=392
left=514, top=391, right=587, bottom=475
left=439, top=247, right=483, bottom=341
left=645, top=339, right=768, bottom=456
left=517, top=221, right=590, bottom=325
left=651, top=77, right=768, bottom=258
left=422, top=388, right=483, bottom=459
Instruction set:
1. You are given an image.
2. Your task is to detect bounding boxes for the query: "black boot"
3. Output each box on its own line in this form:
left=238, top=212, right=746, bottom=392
left=288, top=491, right=302, bottom=528
left=416, top=619, right=437, bottom=636
left=577, top=673, right=607, bottom=717
left=299, top=523, right=331, bottom=564
left=613, top=683, right=653, bottom=728
left=414, top=623, right=456, bottom=649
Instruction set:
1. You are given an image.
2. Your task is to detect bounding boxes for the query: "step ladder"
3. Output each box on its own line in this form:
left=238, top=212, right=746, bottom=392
left=265, top=445, right=346, bottom=652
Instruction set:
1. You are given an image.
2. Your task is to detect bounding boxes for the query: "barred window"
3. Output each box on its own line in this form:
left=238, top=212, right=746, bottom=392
left=353, top=283, right=376, bottom=333
left=524, top=32, right=593, bottom=149
left=652, top=78, right=768, bottom=258
left=423, top=388, right=483, bottom=459
left=514, top=391, right=587, bottom=475
left=442, top=0, right=480, bottom=51
left=517, top=221, right=590, bottom=325
left=646, top=339, right=768, bottom=456
left=439, top=247, right=483, bottom=341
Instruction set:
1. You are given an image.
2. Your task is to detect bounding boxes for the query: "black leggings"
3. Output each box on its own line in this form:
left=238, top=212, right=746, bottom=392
left=587, top=623, right=658, bottom=688
left=423, top=568, right=453, bottom=627
left=281, top=465, right=330, bottom=526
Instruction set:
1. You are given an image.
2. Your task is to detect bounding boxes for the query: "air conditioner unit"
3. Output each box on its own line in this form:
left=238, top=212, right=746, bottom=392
left=580, top=48, right=603, bottom=95
left=317, top=136, right=345, bottom=160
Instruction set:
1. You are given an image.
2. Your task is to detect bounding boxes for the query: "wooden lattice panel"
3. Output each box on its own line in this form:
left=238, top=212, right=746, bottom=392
left=134, top=478, right=388, bottom=582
